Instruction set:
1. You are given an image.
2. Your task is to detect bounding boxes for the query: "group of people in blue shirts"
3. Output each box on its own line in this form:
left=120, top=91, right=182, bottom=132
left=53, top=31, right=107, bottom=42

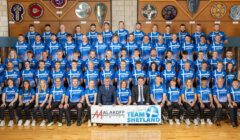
left=0, top=21, right=239, bottom=128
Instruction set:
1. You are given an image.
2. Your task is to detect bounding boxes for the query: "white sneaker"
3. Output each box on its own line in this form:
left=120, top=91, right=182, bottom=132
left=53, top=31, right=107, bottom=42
left=88, top=120, right=91, bottom=127
left=0, top=120, right=5, bottom=127
left=207, top=118, right=213, bottom=125
left=200, top=119, right=205, bottom=125
left=18, top=120, right=23, bottom=126
left=185, top=119, right=191, bottom=126
left=93, top=123, right=97, bottom=127
left=169, top=119, right=173, bottom=125
left=175, top=119, right=180, bottom=125
left=194, top=119, right=199, bottom=126
left=47, top=122, right=54, bottom=127
left=58, top=122, right=62, bottom=127
left=24, top=120, right=31, bottom=126
left=40, top=120, right=46, bottom=127
left=8, top=120, right=14, bottom=127
left=31, top=120, right=36, bottom=126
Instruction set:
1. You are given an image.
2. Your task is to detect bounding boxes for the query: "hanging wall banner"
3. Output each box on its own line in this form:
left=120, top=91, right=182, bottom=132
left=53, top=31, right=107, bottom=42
left=142, top=4, right=157, bottom=21
left=75, top=2, right=91, bottom=19
left=187, top=0, right=200, bottom=15
left=230, top=5, right=240, bottom=21
left=28, top=3, right=44, bottom=19
left=94, top=3, right=107, bottom=26
left=11, top=3, right=25, bottom=23
left=211, top=3, right=226, bottom=19
left=51, top=0, right=68, bottom=9
left=162, top=5, right=177, bottom=20
left=91, top=105, right=161, bottom=124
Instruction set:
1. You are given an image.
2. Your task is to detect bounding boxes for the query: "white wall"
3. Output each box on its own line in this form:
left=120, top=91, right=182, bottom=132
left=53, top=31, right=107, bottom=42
left=0, top=0, right=8, bottom=37
left=112, top=0, right=137, bottom=32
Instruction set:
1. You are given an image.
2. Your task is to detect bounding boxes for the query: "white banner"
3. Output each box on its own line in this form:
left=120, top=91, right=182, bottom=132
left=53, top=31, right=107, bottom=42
left=91, top=105, right=161, bottom=124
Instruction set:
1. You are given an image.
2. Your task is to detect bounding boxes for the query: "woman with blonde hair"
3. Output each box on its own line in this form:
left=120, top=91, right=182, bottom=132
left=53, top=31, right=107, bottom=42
left=181, top=79, right=199, bottom=126
left=32, top=80, right=49, bottom=127
left=4, top=49, right=22, bottom=71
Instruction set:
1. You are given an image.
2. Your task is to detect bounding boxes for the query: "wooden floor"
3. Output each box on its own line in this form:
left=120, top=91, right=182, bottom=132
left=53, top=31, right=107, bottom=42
left=0, top=121, right=240, bottom=140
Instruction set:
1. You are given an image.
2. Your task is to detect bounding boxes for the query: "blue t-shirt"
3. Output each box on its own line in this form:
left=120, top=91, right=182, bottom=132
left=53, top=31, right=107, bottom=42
left=50, top=86, right=66, bottom=102
left=73, top=33, right=83, bottom=45
left=147, top=70, right=160, bottom=85
left=150, top=84, right=167, bottom=103
left=117, top=88, right=131, bottom=104
left=177, top=31, right=189, bottom=44
left=167, top=87, right=181, bottom=102
left=66, top=69, right=82, bottom=84
left=132, top=69, right=146, bottom=85
left=115, top=69, right=131, bottom=86
left=63, top=42, right=76, bottom=61
left=31, top=41, right=46, bottom=60
left=46, top=41, right=62, bottom=60
left=229, top=87, right=240, bottom=103
left=66, top=86, right=84, bottom=103
left=36, top=88, right=49, bottom=104
left=56, top=32, right=68, bottom=45
left=178, top=69, right=195, bottom=86
left=25, top=31, right=38, bottom=45
left=21, top=69, right=35, bottom=87
left=124, top=42, right=138, bottom=58
left=191, top=32, right=206, bottom=44
left=14, top=41, right=31, bottom=61
left=154, top=43, right=167, bottom=59
left=115, top=29, right=129, bottom=45
left=213, top=86, right=228, bottom=102
left=197, top=86, right=212, bottom=103
left=168, top=41, right=181, bottom=60
left=109, top=42, right=122, bottom=58
left=132, top=30, right=145, bottom=47
left=41, top=32, right=52, bottom=45
left=162, top=33, right=172, bottom=45
left=208, top=31, right=227, bottom=44
left=148, top=32, right=161, bottom=45
left=196, top=69, right=211, bottom=85
left=161, top=69, right=177, bottom=86
left=78, top=43, right=93, bottom=61
left=100, top=69, right=115, bottom=82
left=102, top=31, right=113, bottom=46
left=4, top=70, right=20, bottom=85
left=140, top=42, right=152, bottom=60
left=34, top=69, right=50, bottom=83
left=51, top=69, right=65, bottom=84
left=19, top=88, right=35, bottom=103
left=210, top=42, right=224, bottom=58
left=181, top=42, right=195, bottom=61
left=181, top=87, right=196, bottom=102
left=84, top=88, right=98, bottom=104
left=84, top=70, right=99, bottom=87
left=86, top=31, right=98, bottom=46
left=94, top=42, right=108, bottom=60
left=3, top=86, right=19, bottom=102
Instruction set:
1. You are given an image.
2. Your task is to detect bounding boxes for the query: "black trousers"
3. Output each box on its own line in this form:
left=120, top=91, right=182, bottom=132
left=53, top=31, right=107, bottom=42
left=233, top=103, right=240, bottom=123
left=199, top=102, right=215, bottom=120
left=216, top=102, right=235, bottom=123
left=167, top=102, right=184, bottom=119
left=46, top=102, right=63, bottom=123
left=17, top=102, right=34, bottom=120
left=65, top=102, right=82, bottom=123
left=33, top=103, right=47, bottom=120
left=86, top=106, right=92, bottom=121
left=183, top=102, right=199, bottom=119
left=0, top=102, right=18, bottom=120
